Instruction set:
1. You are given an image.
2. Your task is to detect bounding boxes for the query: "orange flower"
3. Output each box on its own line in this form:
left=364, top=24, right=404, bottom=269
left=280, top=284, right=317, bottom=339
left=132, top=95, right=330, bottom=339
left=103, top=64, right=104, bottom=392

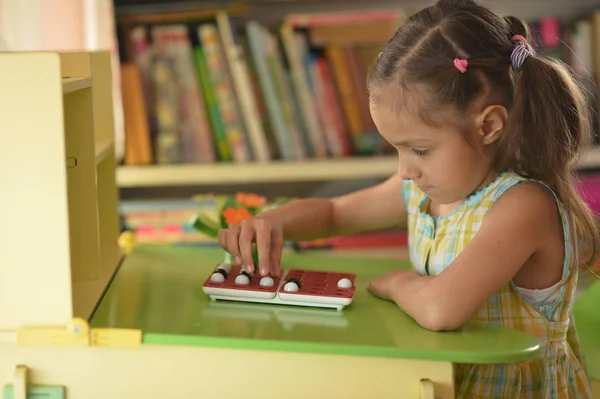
left=236, top=192, right=266, bottom=208
left=222, top=207, right=253, bottom=226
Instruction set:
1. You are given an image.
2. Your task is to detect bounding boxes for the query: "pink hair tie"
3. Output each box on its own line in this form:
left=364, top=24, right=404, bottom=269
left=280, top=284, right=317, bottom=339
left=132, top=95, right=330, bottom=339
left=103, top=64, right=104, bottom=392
left=512, top=35, right=527, bottom=45
left=454, top=58, right=468, bottom=73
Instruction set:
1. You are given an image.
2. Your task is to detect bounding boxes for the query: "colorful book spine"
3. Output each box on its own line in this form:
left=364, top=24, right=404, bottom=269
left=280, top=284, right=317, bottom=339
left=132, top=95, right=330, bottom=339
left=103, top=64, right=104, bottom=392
left=216, top=12, right=271, bottom=163
left=280, top=23, right=328, bottom=158
left=246, top=21, right=297, bottom=160
left=198, top=23, right=250, bottom=163
left=193, top=46, right=231, bottom=162
left=326, top=45, right=364, bottom=151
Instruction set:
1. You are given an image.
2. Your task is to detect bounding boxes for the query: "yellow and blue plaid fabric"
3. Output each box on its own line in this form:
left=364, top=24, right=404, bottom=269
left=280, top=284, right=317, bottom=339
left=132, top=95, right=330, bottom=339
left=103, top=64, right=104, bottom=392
left=402, top=171, right=592, bottom=398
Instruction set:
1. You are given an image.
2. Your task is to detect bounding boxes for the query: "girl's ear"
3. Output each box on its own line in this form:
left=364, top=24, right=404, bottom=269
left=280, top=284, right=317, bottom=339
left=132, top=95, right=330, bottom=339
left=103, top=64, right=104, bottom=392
left=477, top=105, right=508, bottom=145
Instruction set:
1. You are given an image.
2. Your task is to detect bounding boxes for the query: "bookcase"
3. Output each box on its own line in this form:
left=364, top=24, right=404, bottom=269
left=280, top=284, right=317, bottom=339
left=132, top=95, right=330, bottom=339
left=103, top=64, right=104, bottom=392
left=112, top=0, right=600, bottom=192
left=0, top=50, right=121, bottom=331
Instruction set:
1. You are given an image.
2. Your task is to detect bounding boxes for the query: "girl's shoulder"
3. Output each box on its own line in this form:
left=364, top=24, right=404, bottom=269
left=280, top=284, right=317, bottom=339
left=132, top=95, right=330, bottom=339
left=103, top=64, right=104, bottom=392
left=486, top=172, right=534, bottom=201
left=486, top=172, right=566, bottom=217
left=401, top=171, right=566, bottom=224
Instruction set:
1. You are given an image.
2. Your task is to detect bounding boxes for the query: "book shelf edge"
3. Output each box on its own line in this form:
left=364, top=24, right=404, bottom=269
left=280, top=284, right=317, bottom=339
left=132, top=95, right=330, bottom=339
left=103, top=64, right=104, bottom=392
left=62, top=77, right=92, bottom=95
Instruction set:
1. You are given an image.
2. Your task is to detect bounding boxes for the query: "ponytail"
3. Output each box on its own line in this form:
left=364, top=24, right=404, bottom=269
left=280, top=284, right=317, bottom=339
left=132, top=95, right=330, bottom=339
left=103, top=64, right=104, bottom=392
left=496, top=41, right=599, bottom=269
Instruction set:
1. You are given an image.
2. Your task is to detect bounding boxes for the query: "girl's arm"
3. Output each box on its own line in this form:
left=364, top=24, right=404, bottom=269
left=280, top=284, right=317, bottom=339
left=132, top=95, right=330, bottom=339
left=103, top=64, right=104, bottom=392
left=370, top=182, right=562, bottom=331
left=257, top=173, right=407, bottom=241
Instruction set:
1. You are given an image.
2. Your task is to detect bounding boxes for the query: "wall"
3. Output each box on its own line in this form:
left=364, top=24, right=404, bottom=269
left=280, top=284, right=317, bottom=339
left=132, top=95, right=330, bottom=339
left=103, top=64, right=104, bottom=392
left=0, top=0, right=125, bottom=161
left=41, top=0, right=85, bottom=50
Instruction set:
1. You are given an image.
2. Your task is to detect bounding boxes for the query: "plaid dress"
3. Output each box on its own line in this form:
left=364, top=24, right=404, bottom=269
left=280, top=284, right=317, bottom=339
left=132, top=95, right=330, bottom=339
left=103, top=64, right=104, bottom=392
left=402, top=171, right=592, bottom=398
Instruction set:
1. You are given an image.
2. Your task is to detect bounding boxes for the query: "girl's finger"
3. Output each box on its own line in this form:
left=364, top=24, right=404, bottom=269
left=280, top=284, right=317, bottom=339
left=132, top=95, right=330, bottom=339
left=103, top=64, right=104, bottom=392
left=217, top=229, right=228, bottom=252
left=254, top=220, right=271, bottom=276
left=238, top=222, right=256, bottom=273
left=226, top=225, right=242, bottom=265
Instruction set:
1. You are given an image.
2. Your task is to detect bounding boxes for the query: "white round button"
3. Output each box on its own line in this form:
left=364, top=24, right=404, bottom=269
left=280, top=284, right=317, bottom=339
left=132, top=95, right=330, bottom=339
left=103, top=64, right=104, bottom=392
left=337, top=278, right=352, bottom=289
left=235, top=274, right=250, bottom=285
left=283, top=281, right=299, bottom=292
left=216, top=263, right=232, bottom=274
left=260, top=276, right=274, bottom=287
left=210, top=273, right=225, bottom=283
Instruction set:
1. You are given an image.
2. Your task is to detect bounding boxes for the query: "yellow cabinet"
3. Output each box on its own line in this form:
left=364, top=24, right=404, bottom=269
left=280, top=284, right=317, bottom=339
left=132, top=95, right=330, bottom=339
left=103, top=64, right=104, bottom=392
left=0, top=51, right=121, bottom=330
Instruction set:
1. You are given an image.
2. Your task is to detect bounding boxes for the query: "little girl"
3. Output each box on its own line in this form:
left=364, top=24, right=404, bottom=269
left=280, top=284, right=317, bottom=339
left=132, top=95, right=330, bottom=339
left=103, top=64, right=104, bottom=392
left=218, top=0, right=598, bottom=396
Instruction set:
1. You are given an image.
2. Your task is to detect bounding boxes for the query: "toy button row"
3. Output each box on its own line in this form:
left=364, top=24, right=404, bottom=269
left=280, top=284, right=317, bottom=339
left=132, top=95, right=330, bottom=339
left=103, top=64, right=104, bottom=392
left=209, top=264, right=353, bottom=290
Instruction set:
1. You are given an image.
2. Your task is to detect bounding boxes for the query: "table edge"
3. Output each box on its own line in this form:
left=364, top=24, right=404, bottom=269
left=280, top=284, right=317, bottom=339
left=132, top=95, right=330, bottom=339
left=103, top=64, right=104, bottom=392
left=142, top=333, right=542, bottom=364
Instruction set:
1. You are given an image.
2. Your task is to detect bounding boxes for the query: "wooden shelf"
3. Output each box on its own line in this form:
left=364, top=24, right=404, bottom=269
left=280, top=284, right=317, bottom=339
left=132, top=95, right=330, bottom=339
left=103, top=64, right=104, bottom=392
left=117, top=147, right=600, bottom=188
left=117, top=156, right=398, bottom=187
left=62, top=77, right=92, bottom=94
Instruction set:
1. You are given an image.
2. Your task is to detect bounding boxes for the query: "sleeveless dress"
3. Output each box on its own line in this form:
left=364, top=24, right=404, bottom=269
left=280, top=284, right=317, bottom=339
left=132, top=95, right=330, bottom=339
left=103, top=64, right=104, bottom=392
left=402, top=171, right=593, bottom=398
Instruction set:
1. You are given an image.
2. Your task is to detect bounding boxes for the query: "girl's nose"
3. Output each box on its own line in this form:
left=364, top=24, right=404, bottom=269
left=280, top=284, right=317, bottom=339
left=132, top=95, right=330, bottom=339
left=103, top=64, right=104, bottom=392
left=398, top=160, right=421, bottom=181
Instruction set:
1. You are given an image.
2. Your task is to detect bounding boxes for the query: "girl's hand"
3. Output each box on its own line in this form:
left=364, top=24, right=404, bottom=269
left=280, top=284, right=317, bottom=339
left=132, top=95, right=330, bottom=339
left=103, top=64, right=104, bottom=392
left=367, top=270, right=421, bottom=302
left=218, top=217, right=284, bottom=277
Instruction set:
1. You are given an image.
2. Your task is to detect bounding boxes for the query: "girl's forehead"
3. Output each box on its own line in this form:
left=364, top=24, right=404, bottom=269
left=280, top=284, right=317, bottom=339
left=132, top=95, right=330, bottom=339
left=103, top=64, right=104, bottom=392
left=371, top=102, right=445, bottom=137
left=370, top=80, right=464, bottom=130
left=371, top=101, right=476, bottom=149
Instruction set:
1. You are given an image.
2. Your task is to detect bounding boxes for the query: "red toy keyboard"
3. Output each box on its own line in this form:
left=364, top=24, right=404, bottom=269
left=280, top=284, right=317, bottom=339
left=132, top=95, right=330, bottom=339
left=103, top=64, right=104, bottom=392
left=202, top=264, right=356, bottom=310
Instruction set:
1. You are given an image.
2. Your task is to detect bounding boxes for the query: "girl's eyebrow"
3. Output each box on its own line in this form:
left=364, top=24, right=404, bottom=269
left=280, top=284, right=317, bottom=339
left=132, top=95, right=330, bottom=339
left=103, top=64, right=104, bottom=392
left=393, top=139, right=431, bottom=146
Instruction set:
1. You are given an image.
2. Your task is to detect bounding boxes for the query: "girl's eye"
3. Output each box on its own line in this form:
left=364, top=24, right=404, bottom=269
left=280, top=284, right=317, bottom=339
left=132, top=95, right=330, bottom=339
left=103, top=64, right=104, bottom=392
left=411, top=148, right=428, bottom=157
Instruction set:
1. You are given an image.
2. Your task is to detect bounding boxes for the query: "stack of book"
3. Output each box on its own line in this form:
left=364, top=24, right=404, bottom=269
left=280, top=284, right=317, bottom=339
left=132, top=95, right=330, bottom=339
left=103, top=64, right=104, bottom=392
left=118, top=8, right=404, bottom=166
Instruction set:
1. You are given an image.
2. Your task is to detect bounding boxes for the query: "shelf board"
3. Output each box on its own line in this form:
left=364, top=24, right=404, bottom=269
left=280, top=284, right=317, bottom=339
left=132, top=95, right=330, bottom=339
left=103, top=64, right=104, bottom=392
left=95, top=137, right=114, bottom=164
left=62, top=77, right=92, bottom=95
left=117, top=156, right=398, bottom=187
left=116, top=147, right=600, bottom=188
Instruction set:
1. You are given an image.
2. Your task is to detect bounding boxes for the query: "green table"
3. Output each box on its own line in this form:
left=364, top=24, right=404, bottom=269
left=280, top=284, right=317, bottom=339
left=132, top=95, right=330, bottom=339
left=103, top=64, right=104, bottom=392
left=574, top=277, right=600, bottom=396
left=90, top=245, right=540, bottom=363
left=86, top=245, right=540, bottom=398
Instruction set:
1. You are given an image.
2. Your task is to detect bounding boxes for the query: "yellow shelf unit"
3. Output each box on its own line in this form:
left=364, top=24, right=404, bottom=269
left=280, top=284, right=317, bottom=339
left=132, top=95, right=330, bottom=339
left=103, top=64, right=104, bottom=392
left=0, top=51, right=121, bottom=332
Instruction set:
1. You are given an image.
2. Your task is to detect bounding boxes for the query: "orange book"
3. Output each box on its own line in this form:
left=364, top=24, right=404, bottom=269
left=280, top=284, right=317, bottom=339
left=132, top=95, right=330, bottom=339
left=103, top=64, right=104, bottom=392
left=325, top=46, right=363, bottom=147
left=120, top=63, right=153, bottom=165
left=345, top=46, right=376, bottom=132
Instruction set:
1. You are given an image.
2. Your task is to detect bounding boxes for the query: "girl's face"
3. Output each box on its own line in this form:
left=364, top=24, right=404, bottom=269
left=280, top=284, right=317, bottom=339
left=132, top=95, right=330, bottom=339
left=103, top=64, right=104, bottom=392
left=370, top=101, right=496, bottom=207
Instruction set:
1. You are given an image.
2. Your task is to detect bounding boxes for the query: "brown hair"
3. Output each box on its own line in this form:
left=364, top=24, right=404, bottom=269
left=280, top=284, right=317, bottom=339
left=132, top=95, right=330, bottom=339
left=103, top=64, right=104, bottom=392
left=368, top=0, right=599, bottom=269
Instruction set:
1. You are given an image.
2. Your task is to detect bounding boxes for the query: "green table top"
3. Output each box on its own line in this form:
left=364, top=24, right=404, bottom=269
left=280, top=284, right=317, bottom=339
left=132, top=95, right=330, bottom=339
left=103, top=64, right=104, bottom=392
left=90, top=245, right=540, bottom=364
left=574, top=277, right=600, bottom=381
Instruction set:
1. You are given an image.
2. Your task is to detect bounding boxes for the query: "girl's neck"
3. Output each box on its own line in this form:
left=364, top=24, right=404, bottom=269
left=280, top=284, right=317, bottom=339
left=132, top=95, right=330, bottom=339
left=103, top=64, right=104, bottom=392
left=428, top=170, right=500, bottom=218
left=469, top=170, right=500, bottom=198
